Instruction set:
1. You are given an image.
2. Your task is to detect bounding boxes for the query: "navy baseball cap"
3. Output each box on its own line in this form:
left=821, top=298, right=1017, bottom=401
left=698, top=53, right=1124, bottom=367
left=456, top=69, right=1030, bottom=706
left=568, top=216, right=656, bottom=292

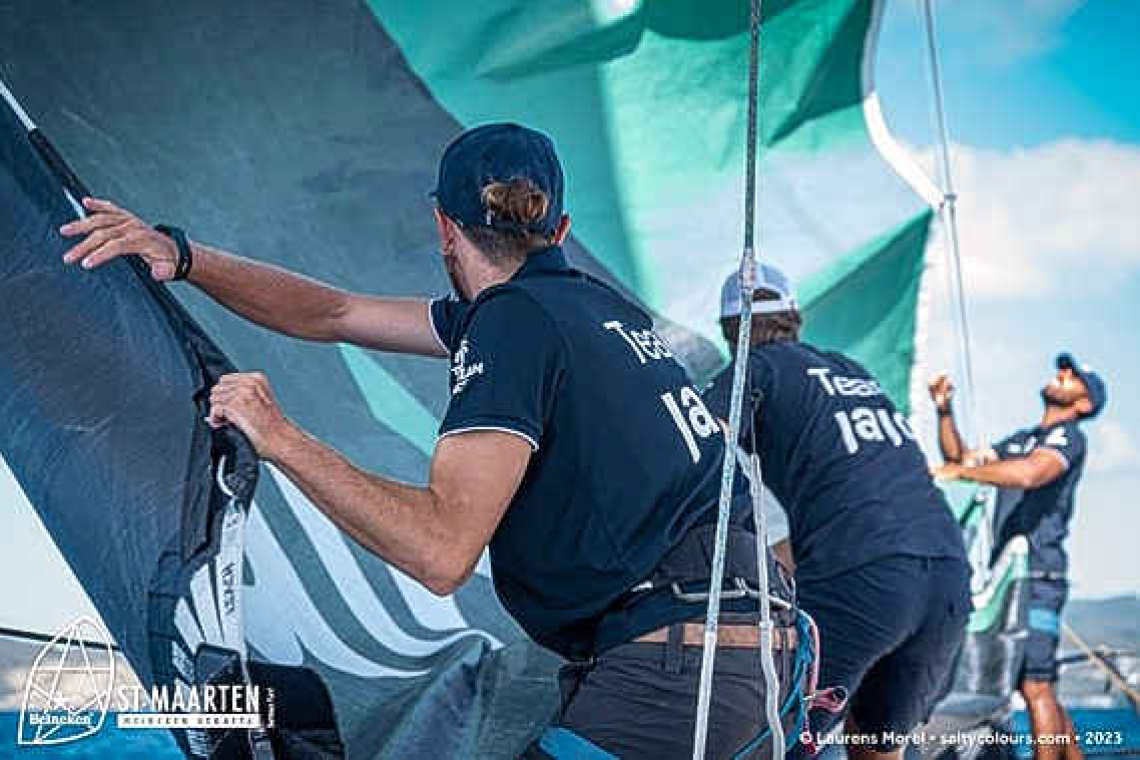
left=431, top=123, right=564, bottom=237
left=1057, top=353, right=1107, bottom=420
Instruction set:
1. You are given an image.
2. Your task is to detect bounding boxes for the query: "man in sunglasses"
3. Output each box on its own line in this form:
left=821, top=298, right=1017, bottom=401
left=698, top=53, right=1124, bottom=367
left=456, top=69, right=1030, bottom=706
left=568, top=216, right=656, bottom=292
left=931, top=353, right=1107, bottom=760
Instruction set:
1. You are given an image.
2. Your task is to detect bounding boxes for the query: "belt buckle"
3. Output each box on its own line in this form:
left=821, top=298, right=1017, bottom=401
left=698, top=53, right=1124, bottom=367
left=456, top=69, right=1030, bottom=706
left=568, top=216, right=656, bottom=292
left=670, top=577, right=757, bottom=603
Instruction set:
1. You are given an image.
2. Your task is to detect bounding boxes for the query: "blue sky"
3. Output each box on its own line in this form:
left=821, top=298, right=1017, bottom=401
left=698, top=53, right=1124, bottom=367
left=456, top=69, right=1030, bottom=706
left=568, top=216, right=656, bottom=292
left=879, top=1, right=1140, bottom=599
left=880, top=2, right=1139, bottom=147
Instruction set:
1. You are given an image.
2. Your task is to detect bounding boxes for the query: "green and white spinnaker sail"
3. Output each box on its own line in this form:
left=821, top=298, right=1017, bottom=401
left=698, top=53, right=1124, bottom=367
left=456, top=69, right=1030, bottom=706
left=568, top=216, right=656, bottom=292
left=373, top=0, right=946, bottom=408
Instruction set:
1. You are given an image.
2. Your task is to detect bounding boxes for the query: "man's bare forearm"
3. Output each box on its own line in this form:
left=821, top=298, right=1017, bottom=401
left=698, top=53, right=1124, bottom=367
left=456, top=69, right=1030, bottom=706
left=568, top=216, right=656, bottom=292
left=954, top=461, right=1020, bottom=488
left=60, top=198, right=441, bottom=352
left=937, top=407, right=966, bottom=463
left=953, top=455, right=1057, bottom=489
left=188, top=242, right=351, bottom=341
left=188, top=242, right=444, bottom=355
left=267, top=423, right=459, bottom=593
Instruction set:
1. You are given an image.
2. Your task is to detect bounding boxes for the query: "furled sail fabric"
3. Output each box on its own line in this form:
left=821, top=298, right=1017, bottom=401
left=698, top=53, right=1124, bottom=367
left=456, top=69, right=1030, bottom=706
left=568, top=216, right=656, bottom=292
left=0, top=86, right=269, bottom=757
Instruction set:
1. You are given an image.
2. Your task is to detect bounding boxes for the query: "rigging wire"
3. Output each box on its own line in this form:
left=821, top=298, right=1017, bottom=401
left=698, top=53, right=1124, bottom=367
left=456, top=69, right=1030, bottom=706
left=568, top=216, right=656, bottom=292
left=0, top=625, right=122, bottom=652
left=919, top=0, right=979, bottom=445
left=692, top=0, right=784, bottom=757
left=918, top=0, right=995, bottom=583
left=747, top=448, right=786, bottom=757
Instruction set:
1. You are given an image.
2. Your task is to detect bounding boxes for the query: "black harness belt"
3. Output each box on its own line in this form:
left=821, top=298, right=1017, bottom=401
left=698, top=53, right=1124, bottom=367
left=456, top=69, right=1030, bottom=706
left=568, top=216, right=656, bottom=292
left=592, top=523, right=796, bottom=655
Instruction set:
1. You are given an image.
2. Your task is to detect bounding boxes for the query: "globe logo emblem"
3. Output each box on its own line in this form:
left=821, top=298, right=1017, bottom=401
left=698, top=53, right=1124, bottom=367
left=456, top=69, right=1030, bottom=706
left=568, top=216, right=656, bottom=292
left=18, top=616, right=116, bottom=746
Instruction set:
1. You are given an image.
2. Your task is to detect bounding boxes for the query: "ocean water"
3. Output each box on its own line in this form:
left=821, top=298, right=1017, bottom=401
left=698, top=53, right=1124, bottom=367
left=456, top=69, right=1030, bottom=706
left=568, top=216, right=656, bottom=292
left=0, top=713, right=182, bottom=759
left=1011, top=708, right=1140, bottom=758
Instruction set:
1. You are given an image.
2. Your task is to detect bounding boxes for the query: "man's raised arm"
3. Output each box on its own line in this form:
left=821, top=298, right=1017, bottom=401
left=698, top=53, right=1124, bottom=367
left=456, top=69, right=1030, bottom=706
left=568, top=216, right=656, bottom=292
left=60, top=197, right=447, bottom=357
left=930, top=374, right=967, bottom=463
left=928, top=374, right=996, bottom=465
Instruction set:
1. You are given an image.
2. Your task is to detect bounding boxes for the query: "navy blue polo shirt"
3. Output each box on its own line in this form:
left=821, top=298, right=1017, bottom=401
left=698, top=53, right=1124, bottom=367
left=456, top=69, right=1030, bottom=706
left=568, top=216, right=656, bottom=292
left=703, top=341, right=966, bottom=583
left=429, top=246, right=728, bottom=659
left=992, top=421, right=1086, bottom=575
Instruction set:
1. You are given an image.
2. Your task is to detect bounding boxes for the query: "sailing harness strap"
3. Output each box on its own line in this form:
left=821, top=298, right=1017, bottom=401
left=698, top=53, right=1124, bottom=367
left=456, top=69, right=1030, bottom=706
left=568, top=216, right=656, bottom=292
left=627, top=523, right=795, bottom=609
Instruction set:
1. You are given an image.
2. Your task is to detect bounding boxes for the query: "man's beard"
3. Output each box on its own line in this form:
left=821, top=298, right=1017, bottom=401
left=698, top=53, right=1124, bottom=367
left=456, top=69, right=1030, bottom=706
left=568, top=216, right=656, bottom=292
left=443, top=252, right=469, bottom=302
left=1041, top=380, right=1078, bottom=409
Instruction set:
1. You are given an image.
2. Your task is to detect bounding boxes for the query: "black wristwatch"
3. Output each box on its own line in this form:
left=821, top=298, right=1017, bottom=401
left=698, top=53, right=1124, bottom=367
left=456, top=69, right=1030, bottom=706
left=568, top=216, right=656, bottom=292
left=154, top=224, right=193, bottom=281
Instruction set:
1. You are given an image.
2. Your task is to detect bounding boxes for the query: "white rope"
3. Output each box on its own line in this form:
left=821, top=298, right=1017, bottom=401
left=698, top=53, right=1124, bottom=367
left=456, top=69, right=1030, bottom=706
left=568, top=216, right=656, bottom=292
left=1, top=77, right=85, bottom=217
left=0, top=78, right=35, bottom=131
left=748, top=450, right=785, bottom=758
left=692, top=1, right=776, bottom=757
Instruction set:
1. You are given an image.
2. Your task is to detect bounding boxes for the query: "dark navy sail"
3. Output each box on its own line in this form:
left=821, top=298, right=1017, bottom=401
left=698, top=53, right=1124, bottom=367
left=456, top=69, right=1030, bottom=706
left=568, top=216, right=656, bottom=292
left=0, top=87, right=273, bottom=758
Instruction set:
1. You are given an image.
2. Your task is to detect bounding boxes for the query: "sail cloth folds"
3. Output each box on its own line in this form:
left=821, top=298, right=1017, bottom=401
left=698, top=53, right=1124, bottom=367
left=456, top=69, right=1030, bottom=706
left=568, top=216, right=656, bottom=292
left=0, top=86, right=269, bottom=758
left=1, top=2, right=563, bottom=756
left=371, top=0, right=941, bottom=403
left=0, top=91, right=203, bottom=690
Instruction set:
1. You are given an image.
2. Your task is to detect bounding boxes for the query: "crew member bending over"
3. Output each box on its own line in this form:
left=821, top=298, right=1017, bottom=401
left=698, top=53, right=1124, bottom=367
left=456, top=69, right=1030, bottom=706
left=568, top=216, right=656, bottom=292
left=704, top=264, right=971, bottom=760
left=63, top=124, right=793, bottom=759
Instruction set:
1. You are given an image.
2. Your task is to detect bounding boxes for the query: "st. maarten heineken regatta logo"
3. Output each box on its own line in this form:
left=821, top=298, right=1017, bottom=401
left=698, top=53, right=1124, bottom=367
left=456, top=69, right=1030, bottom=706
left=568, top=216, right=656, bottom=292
left=18, top=616, right=264, bottom=747
left=18, top=617, right=115, bottom=746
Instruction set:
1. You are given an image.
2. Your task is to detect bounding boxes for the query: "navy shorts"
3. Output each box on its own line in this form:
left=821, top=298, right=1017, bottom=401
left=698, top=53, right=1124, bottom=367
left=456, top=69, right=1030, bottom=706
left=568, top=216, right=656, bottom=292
left=794, top=555, right=971, bottom=753
left=1023, top=577, right=1067, bottom=683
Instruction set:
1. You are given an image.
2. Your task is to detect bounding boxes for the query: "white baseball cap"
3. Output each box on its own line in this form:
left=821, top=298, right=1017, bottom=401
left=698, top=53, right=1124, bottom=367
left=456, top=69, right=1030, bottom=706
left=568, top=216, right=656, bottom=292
left=719, top=262, right=798, bottom=319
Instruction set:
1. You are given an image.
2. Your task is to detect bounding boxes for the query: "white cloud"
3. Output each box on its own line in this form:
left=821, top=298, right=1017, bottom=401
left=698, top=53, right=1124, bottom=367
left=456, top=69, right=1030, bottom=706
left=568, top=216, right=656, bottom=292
left=940, top=0, right=1083, bottom=64
left=1086, top=420, right=1140, bottom=475
left=920, top=140, right=1140, bottom=300
left=1066, top=472, right=1140, bottom=598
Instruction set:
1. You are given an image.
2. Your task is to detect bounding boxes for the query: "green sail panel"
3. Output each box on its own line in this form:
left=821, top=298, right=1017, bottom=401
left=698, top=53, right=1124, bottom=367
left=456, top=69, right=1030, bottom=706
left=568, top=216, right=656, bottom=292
left=366, top=0, right=881, bottom=315
left=801, top=210, right=934, bottom=413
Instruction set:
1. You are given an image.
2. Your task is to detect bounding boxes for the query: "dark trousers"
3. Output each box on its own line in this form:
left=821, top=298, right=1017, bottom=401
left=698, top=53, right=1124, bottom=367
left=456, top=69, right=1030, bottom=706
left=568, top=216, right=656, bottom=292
left=524, top=635, right=796, bottom=759
left=793, top=555, right=971, bottom=754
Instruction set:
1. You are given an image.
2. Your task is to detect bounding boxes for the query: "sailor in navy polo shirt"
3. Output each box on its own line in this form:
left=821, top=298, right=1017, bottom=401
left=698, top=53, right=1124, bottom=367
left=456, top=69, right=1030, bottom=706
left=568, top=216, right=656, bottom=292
left=64, top=123, right=795, bottom=758
left=930, top=355, right=1106, bottom=760
left=704, top=265, right=971, bottom=760
left=424, top=126, right=794, bottom=759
